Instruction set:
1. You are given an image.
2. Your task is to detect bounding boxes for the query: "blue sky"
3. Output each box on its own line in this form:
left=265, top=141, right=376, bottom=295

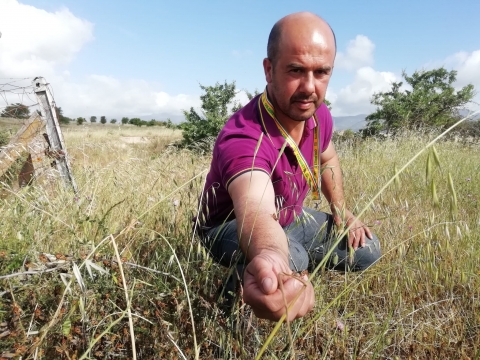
left=1, top=0, right=479, bottom=121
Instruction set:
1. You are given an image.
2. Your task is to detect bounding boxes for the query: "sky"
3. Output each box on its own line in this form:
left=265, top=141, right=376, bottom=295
left=0, top=0, right=479, bottom=122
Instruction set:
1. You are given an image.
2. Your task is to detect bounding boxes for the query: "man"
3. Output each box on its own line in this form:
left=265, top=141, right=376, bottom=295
left=197, top=12, right=381, bottom=321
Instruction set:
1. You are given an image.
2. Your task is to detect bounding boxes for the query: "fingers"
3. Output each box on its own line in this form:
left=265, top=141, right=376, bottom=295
left=295, top=274, right=315, bottom=319
left=279, top=274, right=314, bottom=320
left=346, top=217, right=372, bottom=249
left=246, top=256, right=279, bottom=295
left=350, top=226, right=368, bottom=249
left=360, top=228, right=366, bottom=248
left=364, top=225, right=373, bottom=240
left=348, top=223, right=361, bottom=249
left=250, top=275, right=313, bottom=321
left=243, top=261, right=315, bottom=321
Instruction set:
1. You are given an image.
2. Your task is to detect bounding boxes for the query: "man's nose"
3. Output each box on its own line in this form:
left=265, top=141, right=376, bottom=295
left=300, top=72, right=315, bottom=94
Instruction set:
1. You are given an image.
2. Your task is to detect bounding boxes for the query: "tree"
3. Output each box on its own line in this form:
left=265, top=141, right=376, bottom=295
left=121, top=117, right=129, bottom=125
left=1, top=103, right=30, bottom=119
left=110, top=119, right=117, bottom=124
left=165, top=118, right=176, bottom=129
left=129, top=118, right=141, bottom=126
left=128, top=118, right=148, bottom=126
left=181, top=80, right=238, bottom=147
left=76, top=117, right=86, bottom=125
left=324, top=99, right=332, bottom=111
left=231, top=89, right=261, bottom=114
left=90, top=116, right=97, bottom=123
left=452, top=119, right=480, bottom=138
left=245, top=89, right=260, bottom=101
left=55, top=107, right=71, bottom=124
left=147, top=119, right=156, bottom=126
left=363, top=68, right=475, bottom=136
left=100, top=116, right=107, bottom=124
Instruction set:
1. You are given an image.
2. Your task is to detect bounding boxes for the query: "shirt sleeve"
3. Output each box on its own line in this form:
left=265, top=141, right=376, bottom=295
left=216, top=132, right=272, bottom=189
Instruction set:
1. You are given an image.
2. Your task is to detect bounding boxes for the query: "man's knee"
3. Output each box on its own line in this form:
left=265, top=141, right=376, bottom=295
left=352, top=234, right=381, bottom=271
left=288, top=240, right=309, bottom=272
left=201, top=220, right=241, bottom=268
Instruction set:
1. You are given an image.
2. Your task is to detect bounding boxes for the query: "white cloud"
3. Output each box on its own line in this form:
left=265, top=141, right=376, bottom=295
left=420, top=50, right=480, bottom=112
left=443, top=50, right=480, bottom=110
left=330, top=36, right=480, bottom=116
left=233, top=90, right=251, bottom=107
left=0, top=0, right=94, bottom=78
left=54, top=75, right=201, bottom=120
left=433, top=50, right=480, bottom=88
left=335, top=35, right=375, bottom=71
left=329, top=67, right=398, bottom=116
left=0, top=0, right=200, bottom=121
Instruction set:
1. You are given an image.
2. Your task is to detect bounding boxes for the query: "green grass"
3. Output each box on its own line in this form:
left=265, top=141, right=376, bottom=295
left=0, top=117, right=23, bottom=147
left=0, top=124, right=479, bottom=359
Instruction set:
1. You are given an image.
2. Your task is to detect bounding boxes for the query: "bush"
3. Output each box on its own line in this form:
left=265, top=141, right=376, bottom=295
left=450, top=119, right=480, bottom=140
left=363, top=68, right=475, bottom=136
left=181, top=81, right=238, bottom=148
left=1, top=103, right=29, bottom=119
left=0, top=130, right=10, bottom=147
left=129, top=118, right=142, bottom=126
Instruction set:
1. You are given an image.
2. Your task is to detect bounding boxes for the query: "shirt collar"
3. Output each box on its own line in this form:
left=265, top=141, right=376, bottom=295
left=257, top=88, right=317, bottom=150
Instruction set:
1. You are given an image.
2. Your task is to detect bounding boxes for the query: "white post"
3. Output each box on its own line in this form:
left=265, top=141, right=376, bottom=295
left=33, top=77, right=78, bottom=193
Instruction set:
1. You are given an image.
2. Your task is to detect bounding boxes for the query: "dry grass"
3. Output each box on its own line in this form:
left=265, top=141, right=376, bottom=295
left=0, top=123, right=479, bottom=359
left=0, top=117, right=24, bottom=130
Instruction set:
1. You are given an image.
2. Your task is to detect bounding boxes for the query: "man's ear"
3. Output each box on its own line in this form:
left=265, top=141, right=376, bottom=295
left=263, top=58, right=273, bottom=83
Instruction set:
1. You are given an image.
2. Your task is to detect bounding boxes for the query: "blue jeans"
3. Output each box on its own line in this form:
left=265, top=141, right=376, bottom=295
left=200, top=207, right=381, bottom=281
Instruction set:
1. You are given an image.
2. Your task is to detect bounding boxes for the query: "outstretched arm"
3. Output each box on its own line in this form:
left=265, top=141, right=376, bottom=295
left=320, top=141, right=372, bottom=249
left=228, top=171, right=314, bottom=321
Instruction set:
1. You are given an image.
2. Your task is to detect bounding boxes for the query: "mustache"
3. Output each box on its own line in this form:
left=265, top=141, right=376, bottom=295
left=290, top=94, right=318, bottom=102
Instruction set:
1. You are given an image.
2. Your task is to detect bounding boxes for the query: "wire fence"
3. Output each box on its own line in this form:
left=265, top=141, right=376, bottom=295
left=0, top=77, right=40, bottom=121
left=0, top=77, right=77, bottom=191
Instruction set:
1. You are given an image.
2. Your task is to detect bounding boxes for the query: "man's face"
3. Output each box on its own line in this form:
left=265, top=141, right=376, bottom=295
left=263, top=29, right=335, bottom=124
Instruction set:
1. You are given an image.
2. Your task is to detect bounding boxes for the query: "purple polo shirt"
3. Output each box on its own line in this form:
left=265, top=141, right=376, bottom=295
left=199, top=93, right=333, bottom=228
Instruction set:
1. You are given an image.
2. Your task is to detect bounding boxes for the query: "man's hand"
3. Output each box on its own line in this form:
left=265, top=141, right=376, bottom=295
left=227, top=171, right=314, bottom=321
left=243, top=251, right=315, bottom=321
left=320, top=142, right=372, bottom=249
left=333, top=209, right=372, bottom=250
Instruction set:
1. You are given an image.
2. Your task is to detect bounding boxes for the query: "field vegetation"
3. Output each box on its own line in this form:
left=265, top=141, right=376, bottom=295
left=0, top=117, right=23, bottom=139
left=0, top=120, right=479, bottom=359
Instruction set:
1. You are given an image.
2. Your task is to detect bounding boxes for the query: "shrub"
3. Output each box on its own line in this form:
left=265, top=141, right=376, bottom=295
left=0, top=130, right=10, bottom=147
left=181, top=81, right=238, bottom=148
left=363, top=68, right=475, bottom=136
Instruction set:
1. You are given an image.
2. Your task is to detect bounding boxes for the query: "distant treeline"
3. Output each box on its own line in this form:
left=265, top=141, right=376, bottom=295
left=2, top=67, right=479, bottom=146
left=74, top=116, right=177, bottom=128
left=0, top=104, right=178, bottom=128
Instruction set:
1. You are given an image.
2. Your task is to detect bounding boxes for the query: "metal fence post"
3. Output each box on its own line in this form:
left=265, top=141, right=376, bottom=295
left=33, top=77, right=78, bottom=193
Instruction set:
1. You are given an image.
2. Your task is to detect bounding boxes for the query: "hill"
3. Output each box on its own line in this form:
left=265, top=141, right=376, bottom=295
left=332, top=114, right=367, bottom=132
left=332, top=110, right=480, bottom=132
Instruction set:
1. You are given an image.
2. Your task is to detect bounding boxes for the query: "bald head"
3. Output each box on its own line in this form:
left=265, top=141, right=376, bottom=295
left=267, top=12, right=336, bottom=66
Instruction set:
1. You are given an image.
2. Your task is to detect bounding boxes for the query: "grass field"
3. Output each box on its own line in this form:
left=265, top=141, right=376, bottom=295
left=0, top=122, right=479, bottom=359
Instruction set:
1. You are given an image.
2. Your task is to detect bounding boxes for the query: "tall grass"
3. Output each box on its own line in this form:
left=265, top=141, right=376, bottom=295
left=0, top=124, right=479, bottom=359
